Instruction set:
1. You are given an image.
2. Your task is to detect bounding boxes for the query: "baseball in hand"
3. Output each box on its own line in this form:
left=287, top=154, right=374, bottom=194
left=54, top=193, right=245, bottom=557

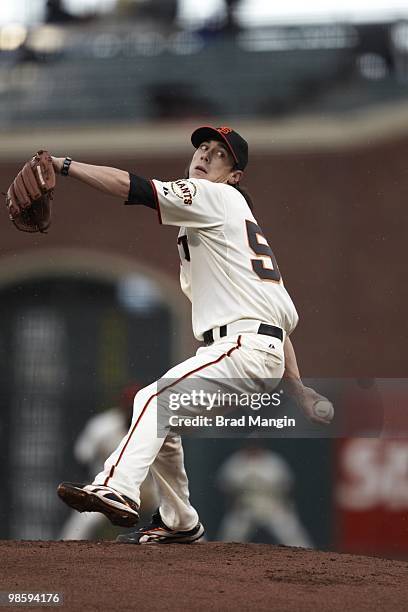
left=313, top=399, right=334, bottom=421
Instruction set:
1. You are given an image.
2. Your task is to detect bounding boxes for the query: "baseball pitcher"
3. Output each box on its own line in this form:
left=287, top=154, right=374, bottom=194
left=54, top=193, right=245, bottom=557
left=7, top=126, right=333, bottom=544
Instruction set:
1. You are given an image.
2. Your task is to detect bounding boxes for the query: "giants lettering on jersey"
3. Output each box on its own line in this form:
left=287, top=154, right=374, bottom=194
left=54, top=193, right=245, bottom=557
left=170, top=180, right=197, bottom=206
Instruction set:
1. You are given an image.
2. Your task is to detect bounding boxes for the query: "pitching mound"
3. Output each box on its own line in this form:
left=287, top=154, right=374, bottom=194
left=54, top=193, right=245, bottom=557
left=0, top=541, right=406, bottom=611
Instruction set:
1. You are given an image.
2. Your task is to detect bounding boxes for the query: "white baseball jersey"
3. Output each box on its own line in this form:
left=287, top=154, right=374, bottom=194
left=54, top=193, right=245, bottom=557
left=152, top=177, right=298, bottom=340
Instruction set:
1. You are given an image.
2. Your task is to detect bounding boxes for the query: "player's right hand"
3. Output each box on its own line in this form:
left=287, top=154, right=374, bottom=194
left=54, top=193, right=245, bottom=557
left=296, top=386, right=334, bottom=425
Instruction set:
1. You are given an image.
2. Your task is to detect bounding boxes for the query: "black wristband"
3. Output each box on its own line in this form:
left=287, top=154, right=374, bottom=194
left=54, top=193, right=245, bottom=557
left=61, top=157, right=72, bottom=176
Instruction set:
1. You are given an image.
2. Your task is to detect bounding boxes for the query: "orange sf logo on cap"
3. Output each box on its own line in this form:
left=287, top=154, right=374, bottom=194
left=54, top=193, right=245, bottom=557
left=217, top=127, right=233, bottom=135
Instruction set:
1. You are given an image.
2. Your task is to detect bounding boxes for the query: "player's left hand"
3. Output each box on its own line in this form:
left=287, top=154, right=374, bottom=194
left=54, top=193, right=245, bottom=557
left=5, top=150, right=55, bottom=233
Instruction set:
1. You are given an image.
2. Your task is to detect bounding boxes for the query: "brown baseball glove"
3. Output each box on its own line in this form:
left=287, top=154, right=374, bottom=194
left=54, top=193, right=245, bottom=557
left=5, top=150, right=56, bottom=233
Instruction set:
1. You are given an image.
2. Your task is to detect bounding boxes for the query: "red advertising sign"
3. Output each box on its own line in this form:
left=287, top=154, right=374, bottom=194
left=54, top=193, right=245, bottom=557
left=334, top=438, right=408, bottom=555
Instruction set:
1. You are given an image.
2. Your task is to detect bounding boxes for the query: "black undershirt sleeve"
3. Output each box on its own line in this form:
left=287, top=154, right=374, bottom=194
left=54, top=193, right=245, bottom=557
left=124, top=173, right=157, bottom=209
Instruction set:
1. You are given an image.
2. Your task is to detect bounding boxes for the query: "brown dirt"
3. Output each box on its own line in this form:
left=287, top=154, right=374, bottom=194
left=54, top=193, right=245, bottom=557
left=0, top=541, right=406, bottom=612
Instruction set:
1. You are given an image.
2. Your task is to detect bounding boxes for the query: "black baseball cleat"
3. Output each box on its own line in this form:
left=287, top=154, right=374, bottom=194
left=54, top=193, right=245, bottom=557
left=116, top=510, right=205, bottom=544
left=57, top=482, right=139, bottom=528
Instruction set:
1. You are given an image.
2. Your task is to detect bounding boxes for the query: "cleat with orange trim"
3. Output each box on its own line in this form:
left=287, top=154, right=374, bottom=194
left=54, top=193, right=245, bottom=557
left=116, top=510, right=205, bottom=544
left=57, top=482, right=139, bottom=528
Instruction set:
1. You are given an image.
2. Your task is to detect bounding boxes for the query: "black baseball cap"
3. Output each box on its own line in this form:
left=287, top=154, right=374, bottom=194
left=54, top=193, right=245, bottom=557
left=191, top=125, right=248, bottom=171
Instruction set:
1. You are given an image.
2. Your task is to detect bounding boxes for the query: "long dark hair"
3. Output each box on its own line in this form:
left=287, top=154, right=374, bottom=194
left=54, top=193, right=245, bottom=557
left=184, top=165, right=255, bottom=211
left=233, top=183, right=254, bottom=211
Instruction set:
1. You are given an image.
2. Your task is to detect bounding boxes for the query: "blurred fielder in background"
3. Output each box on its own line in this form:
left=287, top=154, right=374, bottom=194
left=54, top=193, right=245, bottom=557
left=59, top=383, right=159, bottom=540
left=217, top=441, right=312, bottom=547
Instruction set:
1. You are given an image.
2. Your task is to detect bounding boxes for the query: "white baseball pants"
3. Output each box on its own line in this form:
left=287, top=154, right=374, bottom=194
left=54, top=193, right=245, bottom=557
left=93, top=332, right=285, bottom=531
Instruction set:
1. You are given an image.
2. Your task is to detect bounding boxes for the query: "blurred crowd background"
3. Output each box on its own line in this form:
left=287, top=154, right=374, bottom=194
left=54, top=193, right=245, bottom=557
left=0, top=0, right=407, bottom=559
left=2, top=0, right=408, bottom=123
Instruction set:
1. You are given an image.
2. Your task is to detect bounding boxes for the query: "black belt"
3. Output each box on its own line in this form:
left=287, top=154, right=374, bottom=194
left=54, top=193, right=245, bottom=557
left=203, top=323, right=283, bottom=346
